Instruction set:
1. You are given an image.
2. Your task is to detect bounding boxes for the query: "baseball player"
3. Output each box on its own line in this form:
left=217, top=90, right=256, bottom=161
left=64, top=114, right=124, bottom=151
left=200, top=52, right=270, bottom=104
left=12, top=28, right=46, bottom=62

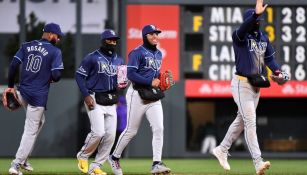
left=76, top=29, right=127, bottom=175
left=5, top=23, right=64, bottom=175
left=108, top=25, right=171, bottom=175
left=212, top=1, right=289, bottom=175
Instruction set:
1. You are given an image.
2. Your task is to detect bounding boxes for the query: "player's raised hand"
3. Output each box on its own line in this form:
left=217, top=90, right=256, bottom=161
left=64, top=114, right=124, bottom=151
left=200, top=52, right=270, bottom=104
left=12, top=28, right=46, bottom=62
left=255, top=0, right=268, bottom=15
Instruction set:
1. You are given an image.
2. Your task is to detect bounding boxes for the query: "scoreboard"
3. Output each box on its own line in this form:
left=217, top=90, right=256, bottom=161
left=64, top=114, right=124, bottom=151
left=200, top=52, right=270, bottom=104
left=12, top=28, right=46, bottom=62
left=183, top=5, right=307, bottom=81
left=123, top=1, right=307, bottom=97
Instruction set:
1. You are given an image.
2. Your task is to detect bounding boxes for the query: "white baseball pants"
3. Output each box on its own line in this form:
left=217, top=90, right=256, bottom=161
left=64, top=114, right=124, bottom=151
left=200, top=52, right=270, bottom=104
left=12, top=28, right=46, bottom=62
left=13, top=91, right=45, bottom=165
left=113, top=85, right=164, bottom=162
left=220, top=76, right=262, bottom=162
left=77, top=94, right=117, bottom=169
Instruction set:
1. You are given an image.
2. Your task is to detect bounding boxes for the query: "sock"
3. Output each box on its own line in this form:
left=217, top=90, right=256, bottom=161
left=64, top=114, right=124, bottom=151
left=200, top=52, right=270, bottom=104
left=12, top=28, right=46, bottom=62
left=153, top=161, right=160, bottom=166
left=112, top=155, right=119, bottom=161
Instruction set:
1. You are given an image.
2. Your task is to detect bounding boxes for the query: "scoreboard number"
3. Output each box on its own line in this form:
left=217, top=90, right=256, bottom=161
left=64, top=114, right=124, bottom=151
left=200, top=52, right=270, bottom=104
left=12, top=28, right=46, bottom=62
left=295, top=64, right=306, bottom=80
left=282, top=46, right=290, bottom=63
left=281, top=26, right=292, bottom=42
left=282, top=7, right=292, bottom=24
left=296, top=7, right=306, bottom=24
left=265, top=25, right=275, bottom=42
left=296, top=26, right=306, bottom=42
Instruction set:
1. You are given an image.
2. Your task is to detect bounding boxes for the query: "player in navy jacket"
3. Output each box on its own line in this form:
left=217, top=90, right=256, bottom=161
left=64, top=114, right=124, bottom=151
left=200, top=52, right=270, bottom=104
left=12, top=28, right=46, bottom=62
left=6, top=23, right=64, bottom=175
left=76, top=29, right=125, bottom=175
left=109, top=25, right=171, bottom=175
left=212, top=1, right=289, bottom=175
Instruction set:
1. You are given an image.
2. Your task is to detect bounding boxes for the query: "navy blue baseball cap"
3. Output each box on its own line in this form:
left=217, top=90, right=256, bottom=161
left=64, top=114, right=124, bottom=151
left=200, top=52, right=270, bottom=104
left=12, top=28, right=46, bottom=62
left=142, top=24, right=161, bottom=36
left=43, top=23, right=64, bottom=37
left=243, top=9, right=264, bottom=21
left=101, top=29, right=120, bottom=40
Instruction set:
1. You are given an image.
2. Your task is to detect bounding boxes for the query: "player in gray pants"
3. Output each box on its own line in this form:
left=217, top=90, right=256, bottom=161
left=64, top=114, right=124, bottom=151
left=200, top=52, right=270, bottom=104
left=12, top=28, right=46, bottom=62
left=76, top=29, right=127, bottom=175
left=108, top=25, right=171, bottom=175
left=212, top=1, right=289, bottom=175
left=5, top=23, right=64, bottom=175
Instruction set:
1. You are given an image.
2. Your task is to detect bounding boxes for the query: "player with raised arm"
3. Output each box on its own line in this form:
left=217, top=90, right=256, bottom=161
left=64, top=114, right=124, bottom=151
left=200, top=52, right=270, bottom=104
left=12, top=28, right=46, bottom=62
left=211, top=0, right=289, bottom=175
left=3, top=23, right=64, bottom=175
left=76, top=29, right=128, bottom=175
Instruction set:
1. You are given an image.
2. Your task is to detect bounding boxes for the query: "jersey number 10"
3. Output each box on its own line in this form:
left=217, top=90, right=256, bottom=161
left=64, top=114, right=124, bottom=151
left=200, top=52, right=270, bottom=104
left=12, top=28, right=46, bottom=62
left=26, top=54, right=42, bottom=73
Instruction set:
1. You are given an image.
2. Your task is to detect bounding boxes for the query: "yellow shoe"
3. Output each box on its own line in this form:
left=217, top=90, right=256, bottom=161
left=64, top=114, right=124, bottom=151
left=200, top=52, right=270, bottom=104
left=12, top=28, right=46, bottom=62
left=90, top=168, right=107, bottom=175
left=78, top=159, right=88, bottom=173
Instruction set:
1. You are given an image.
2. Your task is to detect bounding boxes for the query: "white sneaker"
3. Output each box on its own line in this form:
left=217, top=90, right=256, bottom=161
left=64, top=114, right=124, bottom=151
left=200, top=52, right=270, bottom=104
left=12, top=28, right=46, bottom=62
left=9, top=162, right=23, bottom=175
left=107, top=155, right=123, bottom=175
left=21, top=161, right=34, bottom=171
left=255, top=160, right=271, bottom=175
left=150, top=162, right=171, bottom=174
left=211, top=146, right=230, bottom=171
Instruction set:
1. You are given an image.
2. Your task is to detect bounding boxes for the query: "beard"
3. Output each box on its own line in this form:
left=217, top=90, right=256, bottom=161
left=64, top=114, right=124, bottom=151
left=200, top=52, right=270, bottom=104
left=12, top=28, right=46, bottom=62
left=142, top=36, right=157, bottom=51
left=104, top=44, right=116, bottom=53
left=50, top=40, right=57, bottom=45
left=101, top=40, right=116, bottom=55
left=50, top=38, right=58, bottom=46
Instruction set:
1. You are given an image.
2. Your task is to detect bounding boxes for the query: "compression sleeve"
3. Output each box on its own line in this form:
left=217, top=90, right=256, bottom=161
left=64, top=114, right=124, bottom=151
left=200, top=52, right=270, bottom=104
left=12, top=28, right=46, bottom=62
left=235, top=13, right=260, bottom=41
left=8, top=58, right=21, bottom=88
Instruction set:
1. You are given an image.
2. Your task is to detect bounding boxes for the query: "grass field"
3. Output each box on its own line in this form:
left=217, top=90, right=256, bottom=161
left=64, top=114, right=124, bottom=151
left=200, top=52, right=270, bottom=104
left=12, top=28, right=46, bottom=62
left=0, top=158, right=307, bottom=175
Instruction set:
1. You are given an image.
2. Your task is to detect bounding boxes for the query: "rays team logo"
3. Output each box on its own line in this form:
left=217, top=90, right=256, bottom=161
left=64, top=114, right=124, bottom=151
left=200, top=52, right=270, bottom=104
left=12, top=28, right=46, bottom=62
left=78, top=66, right=86, bottom=73
left=97, top=61, right=117, bottom=75
left=150, top=25, right=156, bottom=30
left=144, top=57, right=162, bottom=70
left=249, top=39, right=267, bottom=55
left=110, top=30, right=115, bottom=35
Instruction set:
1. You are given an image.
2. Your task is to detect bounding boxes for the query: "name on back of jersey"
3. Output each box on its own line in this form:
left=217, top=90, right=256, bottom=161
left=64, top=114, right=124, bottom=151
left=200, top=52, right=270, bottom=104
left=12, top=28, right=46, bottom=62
left=27, top=46, right=48, bottom=56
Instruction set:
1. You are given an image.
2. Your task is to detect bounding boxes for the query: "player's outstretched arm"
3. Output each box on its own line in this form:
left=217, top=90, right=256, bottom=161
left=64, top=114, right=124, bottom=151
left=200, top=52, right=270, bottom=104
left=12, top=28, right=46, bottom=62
left=234, top=0, right=267, bottom=42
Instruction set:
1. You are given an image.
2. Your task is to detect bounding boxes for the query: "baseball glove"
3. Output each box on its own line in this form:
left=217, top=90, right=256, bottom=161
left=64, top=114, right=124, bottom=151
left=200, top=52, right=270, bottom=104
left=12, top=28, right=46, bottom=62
left=270, top=70, right=290, bottom=85
left=2, top=88, right=21, bottom=111
left=159, top=70, right=175, bottom=91
left=117, top=65, right=128, bottom=89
